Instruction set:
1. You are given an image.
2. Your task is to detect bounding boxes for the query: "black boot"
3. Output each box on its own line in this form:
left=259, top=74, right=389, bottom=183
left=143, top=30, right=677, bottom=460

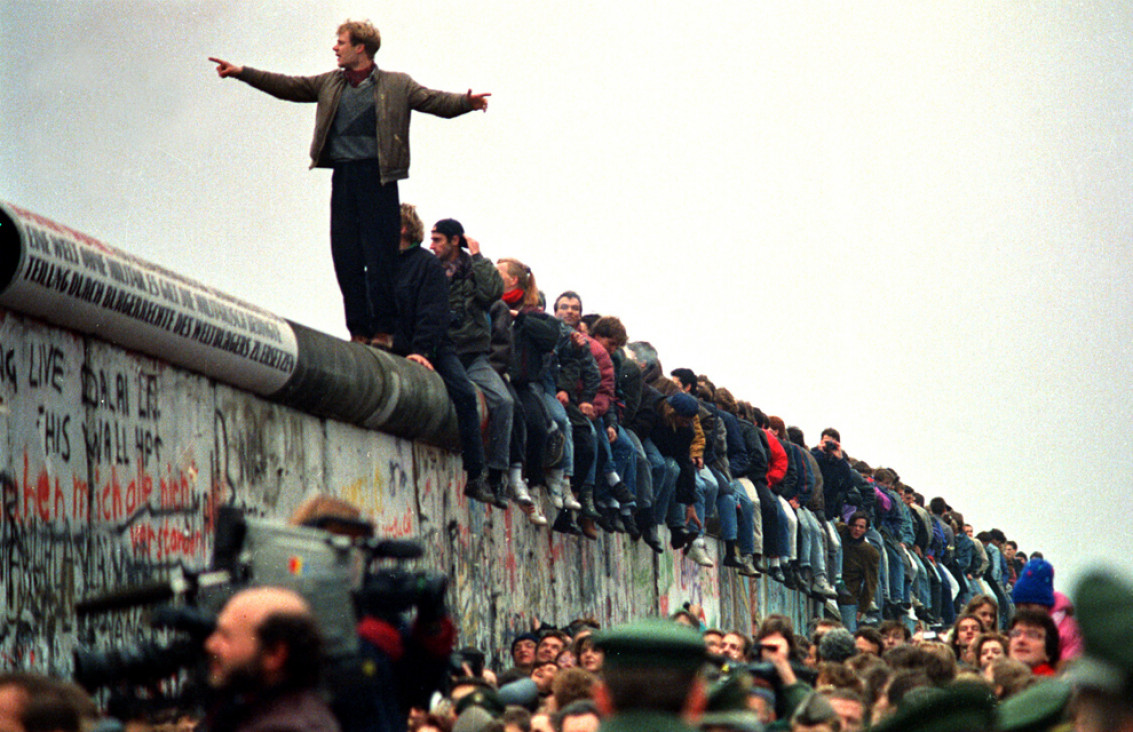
left=578, top=485, right=601, bottom=519
left=622, top=511, right=641, bottom=540
left=488, top=470, right=508, bottom=509
left=552, top=508, right=581, bottom=536
left=611, top=480, right=634, bottom=503
left=595, top=508, right=616, bottom=533
left=463, top=474, right=496, bottom=504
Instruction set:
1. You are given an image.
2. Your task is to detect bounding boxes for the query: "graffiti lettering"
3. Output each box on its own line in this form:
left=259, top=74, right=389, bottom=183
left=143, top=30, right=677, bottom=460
left=27, top=342, right=65, bottom=393
left=80, top=365, right=129, bottom=413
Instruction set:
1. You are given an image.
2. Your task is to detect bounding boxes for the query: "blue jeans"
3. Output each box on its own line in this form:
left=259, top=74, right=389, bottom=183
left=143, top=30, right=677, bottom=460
left=538, top=384, right=573, bottom=476
left=734, top=482, right=756, bottom=555
left=462, top=354, right=514, bottom=473
left=798, top=508, right=826, bottom=577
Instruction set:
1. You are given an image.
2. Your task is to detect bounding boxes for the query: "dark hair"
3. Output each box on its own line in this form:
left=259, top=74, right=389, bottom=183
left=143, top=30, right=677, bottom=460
left=929, top=497, right=948, bottom=515
left=579, top=313, right=601, bottom=331
left=848, top=511, right=870, bottom=529
left=990, top=528, right=1007, bottom=544
left=669, top=368, right=697, bottom=392
left=589, top=316, right=627, bottom=347
left=1009, top=609, right=1061, bottom=666
left=553, top=290, right=583, bottom=313
left=820, top=427, right=841, bottom=442
left=1006, top=540, right=1018, bottom=550
left=878, top=620, right=911, bottom=642
left=786, top=426, right=806, bottom=447
left=257, top=612, right=324, bottom=690
left=756, top=615, right=797, bottom=655
left=853, top=628, right=883, bottom=654
left=886, top=669, right=930, bottom=707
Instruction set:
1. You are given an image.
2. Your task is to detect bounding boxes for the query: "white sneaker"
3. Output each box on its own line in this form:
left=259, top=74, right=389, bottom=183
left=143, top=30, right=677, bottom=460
left=686, top=538, right=714, bottom=567
left=521, top=501, right=548, bottom=526
left=547, top=481, right=565, bottom=509
left=560, top=480, right=582, bottom=511
left=510, top=475, right=535, bottom=507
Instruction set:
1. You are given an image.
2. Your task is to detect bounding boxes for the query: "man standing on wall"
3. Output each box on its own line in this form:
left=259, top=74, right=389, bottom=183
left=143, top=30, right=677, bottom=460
left=209, top=20, right=489, bottom=347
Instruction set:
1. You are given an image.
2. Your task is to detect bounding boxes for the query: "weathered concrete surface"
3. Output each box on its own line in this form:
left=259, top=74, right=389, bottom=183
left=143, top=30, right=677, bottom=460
left=0, top=307, right=810, bottom=673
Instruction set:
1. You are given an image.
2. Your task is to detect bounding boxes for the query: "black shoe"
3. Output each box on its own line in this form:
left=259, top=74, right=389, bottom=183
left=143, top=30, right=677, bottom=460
left=610, top=513, right=627, bottom=534
left=488, top=477, right=509, bottom=509
left=783, top=564, right=800, bottom=590
left=752, top=554, right=769, bottom=573
left=611, top=481, right=634, bottom=503
left=769, top=565, right=787, bottom=584
left=622, top=512, right=641, bottom=540
left=464, top=475, right=495, bottom=504
left=669, top=526, right=691, bottom=550
left=642, top=523, right=664, bottom=554
left=552, top=508, right=581, bottom=535
left=722, top=551, right=744, bottom=569
left=595, top=509, right=616, bottom=533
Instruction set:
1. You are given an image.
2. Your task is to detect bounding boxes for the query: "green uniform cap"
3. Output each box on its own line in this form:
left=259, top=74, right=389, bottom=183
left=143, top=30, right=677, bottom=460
left=698, top=672, right=763, bottom=732
left=593, top=618, right=707, bottom=671
left=996, top=679, right=1071, bottom=732
left=871, top=680, right=997, bottom=732
left=1070, top=568, right=1133, bottom=694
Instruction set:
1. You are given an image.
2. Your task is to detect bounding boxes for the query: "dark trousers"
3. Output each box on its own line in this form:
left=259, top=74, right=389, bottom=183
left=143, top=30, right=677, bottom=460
left=754, top=480, right=782, bottom=557
left=431, top=347, right=485, bottom=478
left=516, top=383, right=550, bottom=480
left=330, top=160, right=400, bottom=337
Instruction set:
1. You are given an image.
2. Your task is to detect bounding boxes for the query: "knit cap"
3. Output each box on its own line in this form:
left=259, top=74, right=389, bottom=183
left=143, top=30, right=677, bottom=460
left=1013, top=558, right=1055, bottom=608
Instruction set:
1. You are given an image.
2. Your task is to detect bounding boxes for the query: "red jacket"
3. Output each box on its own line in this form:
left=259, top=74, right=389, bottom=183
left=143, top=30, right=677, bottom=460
left=763, top=429, right=788, bottom=487
left=583, top=333, right=615, bottom=418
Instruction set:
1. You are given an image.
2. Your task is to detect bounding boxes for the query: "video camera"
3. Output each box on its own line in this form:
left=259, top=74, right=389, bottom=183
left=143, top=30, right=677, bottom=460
left=72, top=506, right=447, bottom=700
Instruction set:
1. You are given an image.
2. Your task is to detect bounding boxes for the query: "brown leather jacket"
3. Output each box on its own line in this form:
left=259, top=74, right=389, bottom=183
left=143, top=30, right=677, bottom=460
left=236, top=66, right=472, bottom=184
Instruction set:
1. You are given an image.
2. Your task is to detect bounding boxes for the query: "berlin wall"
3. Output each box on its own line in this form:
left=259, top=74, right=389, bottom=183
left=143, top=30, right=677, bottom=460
left=0, top=201, right=808, bottom=676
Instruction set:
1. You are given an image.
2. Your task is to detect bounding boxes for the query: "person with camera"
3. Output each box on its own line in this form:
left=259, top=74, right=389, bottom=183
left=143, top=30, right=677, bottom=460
left=203, top=586, right=339, bottom=732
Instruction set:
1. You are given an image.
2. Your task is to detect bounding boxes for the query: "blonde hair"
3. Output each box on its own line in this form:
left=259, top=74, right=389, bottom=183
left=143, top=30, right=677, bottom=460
left=400, top=203, right=424, bottom=245
left=337, top=19, right=381, bottom=57
left=497, top=257, right=541, bottom=309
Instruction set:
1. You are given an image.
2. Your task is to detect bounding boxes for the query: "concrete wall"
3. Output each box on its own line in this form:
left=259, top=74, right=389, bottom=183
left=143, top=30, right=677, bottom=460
left=0, top=306, right=810, bottom=675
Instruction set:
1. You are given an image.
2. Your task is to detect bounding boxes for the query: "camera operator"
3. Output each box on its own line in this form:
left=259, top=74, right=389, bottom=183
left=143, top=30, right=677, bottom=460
left=289, top=495, right=455, bottom=732
left=203, top=586, right=338, bottom=732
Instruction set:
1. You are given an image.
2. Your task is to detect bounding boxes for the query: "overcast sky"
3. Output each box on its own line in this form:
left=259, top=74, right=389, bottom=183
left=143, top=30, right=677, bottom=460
left=3, top=1, right=1132, bottom=595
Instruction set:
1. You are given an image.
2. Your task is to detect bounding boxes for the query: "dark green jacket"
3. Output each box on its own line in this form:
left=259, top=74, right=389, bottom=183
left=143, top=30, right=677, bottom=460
left=599, top=711, right=697, bottom=732
left=445, top=250, right=503, bottom=357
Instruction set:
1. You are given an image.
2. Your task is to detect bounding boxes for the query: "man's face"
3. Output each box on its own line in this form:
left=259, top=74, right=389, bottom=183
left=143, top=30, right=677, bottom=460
left=333, top=32, right=367, bottom=70
left=882, top=629, right=906, bottom=651
left=554, top=297, right=582, bottom=328
left=204, top=597, right=265, bottom=690
left=429, top=230, right=460, bottom=262
left=964, top=524, right=974, bottom=538
left=721, top=633, right=746, bottom=661
left=1003, top=544, right=1016, bottom=561
left=561, top=713, right=601, bottom=732
left=979, top=640, right=1005, bottom=669
left=530, top=662, right=558, bottom=693
left=974, top=604, right=997, bottom=632
left=854, top=636, right=880, bottom=656
left=1008, top=623, right=1049, bottom=667
left=901, top=490, right=914, bottom=507
left=956, top=618, right=982, bottom=647
left=536, top=636, right=564, bottom=663
left=513, top=639, right=536, bottom=666
left=849, top=518, right=868, bottom=541
left=828, top=698, right=865, bottom=732
left=704, top=631, right=724, bottom=656
left=592, top=334, right=616, bottom=355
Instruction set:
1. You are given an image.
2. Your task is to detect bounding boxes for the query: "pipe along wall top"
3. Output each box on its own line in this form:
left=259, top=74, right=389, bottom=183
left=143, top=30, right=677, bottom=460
left=0, top=201, right=459, bottom=448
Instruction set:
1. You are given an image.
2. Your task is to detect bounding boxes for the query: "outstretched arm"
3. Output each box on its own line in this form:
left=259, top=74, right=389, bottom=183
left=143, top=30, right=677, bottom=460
left=208, top=57, right=243, bottom=78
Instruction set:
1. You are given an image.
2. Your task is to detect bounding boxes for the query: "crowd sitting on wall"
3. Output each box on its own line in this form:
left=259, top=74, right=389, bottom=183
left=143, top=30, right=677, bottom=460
left=391, top=204, right=1061, bottom=637
left=4, top=566, right=1129, bottom=732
